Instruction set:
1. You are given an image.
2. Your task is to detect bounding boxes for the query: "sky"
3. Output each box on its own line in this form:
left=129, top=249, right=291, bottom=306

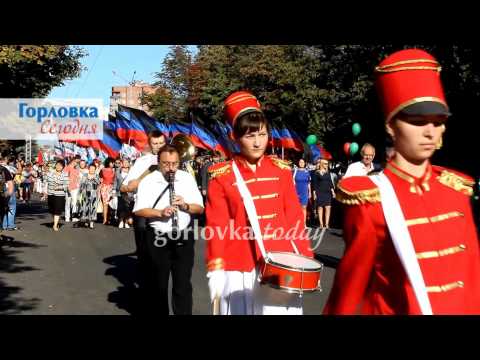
left=48, top=45, right=183, bottom=110
left=43, top=45, right=188, bottom=147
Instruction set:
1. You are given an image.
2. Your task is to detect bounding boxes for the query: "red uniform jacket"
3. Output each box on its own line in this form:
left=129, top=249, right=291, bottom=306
left=205, top=155, right=313, bottom=273
left=324, top=161, right=480, bottom=315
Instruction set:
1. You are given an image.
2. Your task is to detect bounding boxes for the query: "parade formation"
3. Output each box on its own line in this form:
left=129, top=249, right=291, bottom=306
left=1, top=47, right=479, bottom=315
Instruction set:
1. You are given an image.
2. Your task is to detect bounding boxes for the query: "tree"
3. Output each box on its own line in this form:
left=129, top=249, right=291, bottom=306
left=0, top=45, right=86, bottom=97
left=142, top=45, right=196, bottom=124
left=194, top=45, right=323, bottom=131
left=148, top=45, right=480, bottom=176
left=0, top=45, right=86, bottom=156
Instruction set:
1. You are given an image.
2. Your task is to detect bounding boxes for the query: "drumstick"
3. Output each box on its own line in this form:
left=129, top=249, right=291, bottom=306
left=212, top=296, right=221, bottom=315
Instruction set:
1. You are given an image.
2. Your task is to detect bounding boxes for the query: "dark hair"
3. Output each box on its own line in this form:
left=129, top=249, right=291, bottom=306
left=74, top=155, right=81, bottom=160
left=55, top=160, right=65, bottom=168
left=158, top=145, right=179, bottom=159
left=104, top=157, right=114, bottom=167
left=233, top=112, right=270, bottom=139
left=148, top=130, right=165, bottom=140
left=88, top=164, right=96, bottom=170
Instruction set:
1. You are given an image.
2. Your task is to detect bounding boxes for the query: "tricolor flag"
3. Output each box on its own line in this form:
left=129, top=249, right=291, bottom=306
left=115, top=111, right=148, bottom=150
left=213, top=120, right=239, bottom=156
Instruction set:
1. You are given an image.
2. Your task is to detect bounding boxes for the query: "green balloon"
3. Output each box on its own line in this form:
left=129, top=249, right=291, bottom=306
left=352, top=123, right=361, bottom=136
left=350, top=142, right=359, bottom=156
left=306, top=134, right=317, bottom=145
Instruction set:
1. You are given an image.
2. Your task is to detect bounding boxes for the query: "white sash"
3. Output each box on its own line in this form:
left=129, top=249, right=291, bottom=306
left=231, top=161, right=268, bottom=259
left=370, top=173, right=433, bottom=315
left=232, top=161, right=300, bottom=258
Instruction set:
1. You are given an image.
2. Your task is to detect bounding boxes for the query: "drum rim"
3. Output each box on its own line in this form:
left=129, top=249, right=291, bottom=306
left=264, top=251, right=323, bottom=272
left=260, top=282, right=322, bottom=294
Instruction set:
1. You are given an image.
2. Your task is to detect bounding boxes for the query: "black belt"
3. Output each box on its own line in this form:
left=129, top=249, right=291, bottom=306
left=146, top=226, right=194, bottom=244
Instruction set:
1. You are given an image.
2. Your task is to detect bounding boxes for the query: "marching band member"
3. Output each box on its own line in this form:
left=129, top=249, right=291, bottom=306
left=120, top=130, right=166, bottom=301
left=205, top=91, right=313, bottom=315
left=133, top=145, right=204, bottom=314
left=324, top=49, right=480, bottom=315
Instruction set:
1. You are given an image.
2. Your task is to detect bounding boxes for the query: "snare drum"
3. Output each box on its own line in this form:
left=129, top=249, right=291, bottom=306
left=258, top=252, right=323, bottom=295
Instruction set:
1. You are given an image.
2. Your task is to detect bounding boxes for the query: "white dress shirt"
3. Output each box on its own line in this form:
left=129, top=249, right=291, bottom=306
left=122, top=153, right=157, bottom=186
left=133, top=169, right=204, bottom=233
left=343, top=161, right=376, bottom=178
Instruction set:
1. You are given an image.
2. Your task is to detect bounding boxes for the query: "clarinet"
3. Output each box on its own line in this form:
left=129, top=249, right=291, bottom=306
left=167, top=170, right=179, bottom=235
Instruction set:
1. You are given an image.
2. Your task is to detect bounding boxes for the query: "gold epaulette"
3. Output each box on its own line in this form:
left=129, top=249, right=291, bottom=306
left=208, top=162, right=232, bottom=180
left=437, top=169, right=474, bottom=196
left=269, top=156, right=291, bottom=171
left=335, top=177, right=381, bottom=205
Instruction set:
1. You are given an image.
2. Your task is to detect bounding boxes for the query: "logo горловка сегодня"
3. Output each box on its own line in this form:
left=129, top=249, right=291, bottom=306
left=0, top=98, right=106, bottom=141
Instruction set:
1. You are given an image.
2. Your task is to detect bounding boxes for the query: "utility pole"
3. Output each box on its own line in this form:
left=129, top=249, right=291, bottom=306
left=25, top=134, right=32, bottom=163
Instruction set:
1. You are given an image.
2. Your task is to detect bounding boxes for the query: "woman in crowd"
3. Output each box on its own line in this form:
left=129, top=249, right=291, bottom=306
left=293, top=158, right=311, bottom=224
left=114, top=159, right=133, bottom=229
left=93, top=159, right=102, bottom=174
left=77, top=164, right=101, bottom=229
left=78, top=159, right=89, bottom=178
left=311, top=158, right=335, bottom=229
left=21, top=163, right=35, bottom=205
left=14, top=162, right=24, bottom=201
left=40, top=164, right=51, bottom=200
left=45, top=160, right=69, bottom=231
left=34, top=163, right=44, bottom=194
left=99, top=158, right=115, bottom=225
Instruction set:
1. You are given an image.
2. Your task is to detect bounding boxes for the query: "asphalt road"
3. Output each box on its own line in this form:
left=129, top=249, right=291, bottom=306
left=0, top=197, right=345, bottom=315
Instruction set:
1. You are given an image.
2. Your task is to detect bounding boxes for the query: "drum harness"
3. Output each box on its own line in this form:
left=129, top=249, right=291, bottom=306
left=232, top=161, right=301, bottom=259
left=231, top=161, right=316, bottom=294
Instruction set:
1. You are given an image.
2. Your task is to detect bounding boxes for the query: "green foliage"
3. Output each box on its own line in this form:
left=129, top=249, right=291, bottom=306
left=146, top=44, right=480, bottom=175
left=0, top=45, right=86, bottom=97
left=192, top=45, right=403, bottom=138
left=142, top=45, right=195, bottom=123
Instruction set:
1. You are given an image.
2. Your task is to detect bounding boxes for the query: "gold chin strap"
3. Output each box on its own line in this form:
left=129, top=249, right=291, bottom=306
left=436, top=137, right=443, bottom=150
left=436, top=124, right=446, bottom=150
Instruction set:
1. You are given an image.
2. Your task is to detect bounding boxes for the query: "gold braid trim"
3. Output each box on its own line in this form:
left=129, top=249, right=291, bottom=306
left=208, top=164, right=232, bottom=180
left=336, top=185, right=381, bottom=205
left=437, top=170, right=474, bottom=196
left=426, top=281, right=464, bottom=293
left=270, top=157, right=291, bottom=170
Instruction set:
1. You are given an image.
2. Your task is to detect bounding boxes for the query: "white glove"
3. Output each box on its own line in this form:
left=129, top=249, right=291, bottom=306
left=207, top=270, right=226, bottom=303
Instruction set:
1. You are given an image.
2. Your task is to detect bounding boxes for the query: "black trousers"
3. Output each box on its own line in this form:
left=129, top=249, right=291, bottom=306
left=133, top=216, right=156, bottom=304
left=145, top=227, right=195, bottom=315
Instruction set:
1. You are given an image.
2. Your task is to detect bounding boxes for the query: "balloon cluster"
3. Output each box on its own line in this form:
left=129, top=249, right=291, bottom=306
left=344, top=123, right=361, bottom=157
